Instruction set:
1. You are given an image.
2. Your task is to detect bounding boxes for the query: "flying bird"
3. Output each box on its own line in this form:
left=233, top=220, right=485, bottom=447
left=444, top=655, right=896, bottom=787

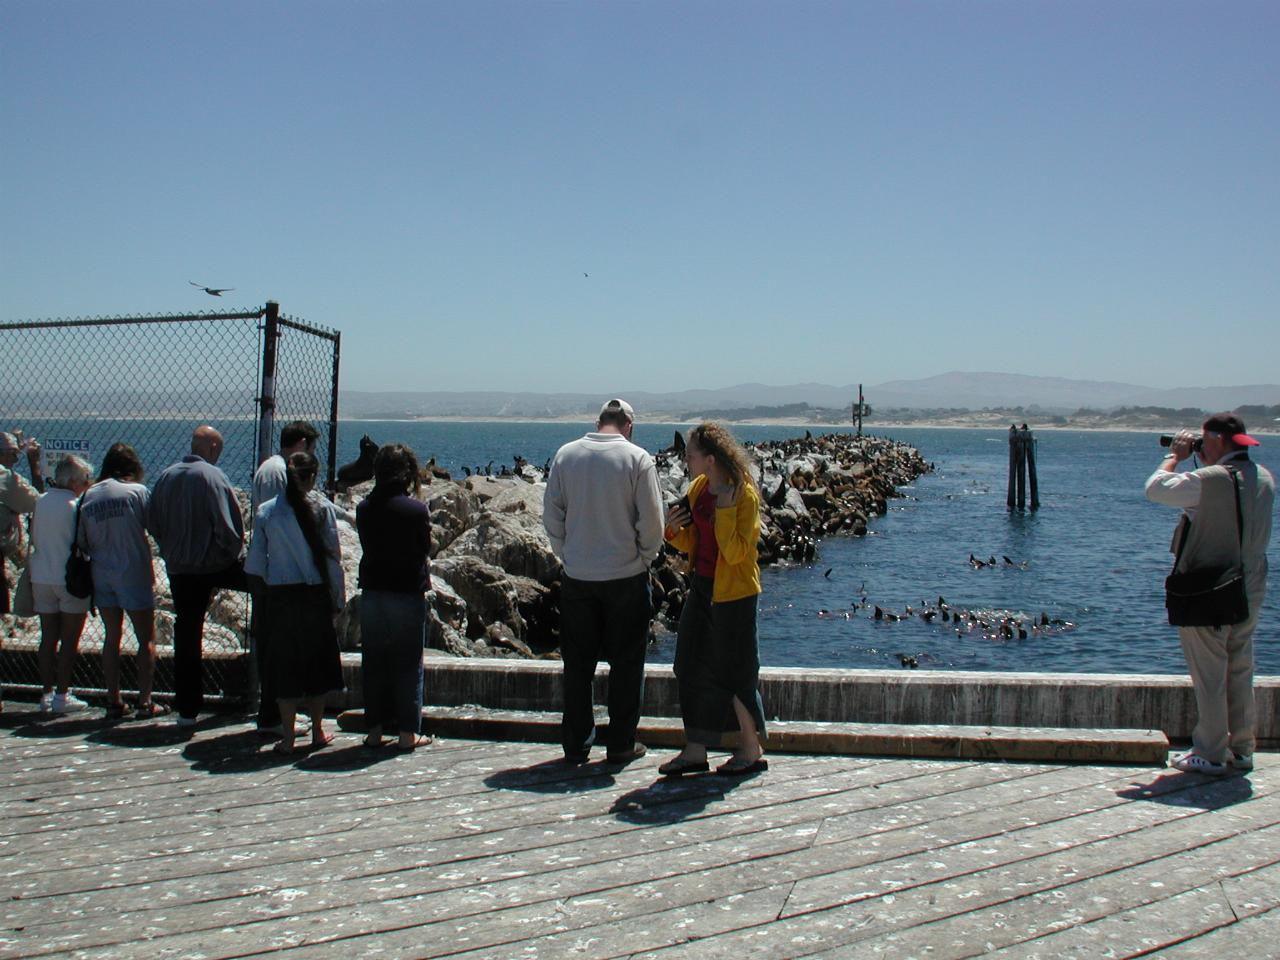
left=190, top=282, right=234, bottom=296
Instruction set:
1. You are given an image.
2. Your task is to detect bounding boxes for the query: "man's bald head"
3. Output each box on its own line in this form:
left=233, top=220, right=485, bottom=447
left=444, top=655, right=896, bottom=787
left=191, top=425, right=224, bottom=464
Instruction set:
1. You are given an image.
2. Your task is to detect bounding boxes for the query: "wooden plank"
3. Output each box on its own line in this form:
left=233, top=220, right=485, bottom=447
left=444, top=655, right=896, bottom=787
left=1145, top=904, right=1280, bottom=957
left=0, top=744, right=886, bottom=872
left=54, top=769, right=1241, bottom=960
left=1, top=712, right=1272, bottom=960
left=613, top=787, right=1280, bottom=959
left=339, top=807, right=1274, bottom=960
left=6, top=759, right=1021, bottom=939
left=1, top=755, right=981, bottom=885
left=817, top=827, right=1280, bottom=958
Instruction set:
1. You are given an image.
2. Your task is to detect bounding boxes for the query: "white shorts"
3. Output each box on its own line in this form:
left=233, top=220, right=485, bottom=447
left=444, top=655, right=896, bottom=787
left=32, top=582, right=92, bottom=615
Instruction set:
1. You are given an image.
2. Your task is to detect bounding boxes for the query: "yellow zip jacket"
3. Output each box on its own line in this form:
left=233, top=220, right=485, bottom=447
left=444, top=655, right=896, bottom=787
left=665, top=473, right=762, bottom=602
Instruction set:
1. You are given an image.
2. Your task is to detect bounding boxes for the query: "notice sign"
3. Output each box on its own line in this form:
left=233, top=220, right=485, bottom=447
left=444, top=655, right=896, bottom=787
left=41, top=438, right=93, bottom=479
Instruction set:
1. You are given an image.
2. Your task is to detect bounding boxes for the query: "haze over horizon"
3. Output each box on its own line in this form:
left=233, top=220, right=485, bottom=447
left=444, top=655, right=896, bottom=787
left=3, top=3, right=1276, bottom=394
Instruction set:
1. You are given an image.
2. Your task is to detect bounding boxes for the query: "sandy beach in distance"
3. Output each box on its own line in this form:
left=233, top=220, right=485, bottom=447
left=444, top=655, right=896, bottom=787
left=341, top=414, right=1279, bottom=435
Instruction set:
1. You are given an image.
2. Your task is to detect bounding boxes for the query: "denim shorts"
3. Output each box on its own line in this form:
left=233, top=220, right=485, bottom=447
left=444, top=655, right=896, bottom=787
left=32, top=582, right=91, bottom=615
left=94, top=582, right=155, bottom=611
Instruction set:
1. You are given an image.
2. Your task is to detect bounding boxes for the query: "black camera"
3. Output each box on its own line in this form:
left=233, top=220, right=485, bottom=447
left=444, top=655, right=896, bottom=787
left=1159, top=435, right=1203, bottom=453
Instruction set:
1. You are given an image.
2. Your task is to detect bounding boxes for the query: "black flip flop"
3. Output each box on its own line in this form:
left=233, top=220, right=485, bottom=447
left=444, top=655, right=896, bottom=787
left=658, top=756, right=710, bottom=777
left=715, top=756, right=768, bottom=776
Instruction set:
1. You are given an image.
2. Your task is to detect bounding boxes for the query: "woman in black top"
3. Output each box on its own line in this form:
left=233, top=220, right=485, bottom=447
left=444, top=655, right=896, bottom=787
left=356, top=443, right=432, bottom=750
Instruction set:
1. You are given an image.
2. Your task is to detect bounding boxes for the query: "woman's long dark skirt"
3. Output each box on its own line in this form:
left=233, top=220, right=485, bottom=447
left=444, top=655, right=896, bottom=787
left=673, top=574, right=767, bottom=747
left=266, top=584, right=344, bottom=701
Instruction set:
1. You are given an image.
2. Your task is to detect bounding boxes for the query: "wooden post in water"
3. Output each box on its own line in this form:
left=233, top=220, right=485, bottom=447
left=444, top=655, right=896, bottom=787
left=1026, top=427, right=1040, bottom=509
left=1007, top=424, right=1039, bottom=510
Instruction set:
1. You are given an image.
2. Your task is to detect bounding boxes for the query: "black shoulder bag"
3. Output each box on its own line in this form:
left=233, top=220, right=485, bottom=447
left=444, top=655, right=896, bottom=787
left=65, top=497, right=94, bottom=600
left=1164, top=467, right=1249, bottom=628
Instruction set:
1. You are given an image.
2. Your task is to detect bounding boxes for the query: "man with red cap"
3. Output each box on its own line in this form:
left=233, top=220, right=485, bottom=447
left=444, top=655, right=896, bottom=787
left=1146, top=412, right=1274, bottom=775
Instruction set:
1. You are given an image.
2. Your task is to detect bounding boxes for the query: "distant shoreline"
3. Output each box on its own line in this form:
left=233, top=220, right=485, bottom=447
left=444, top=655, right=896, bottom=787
left=338, top=415, right=1278, bottom=436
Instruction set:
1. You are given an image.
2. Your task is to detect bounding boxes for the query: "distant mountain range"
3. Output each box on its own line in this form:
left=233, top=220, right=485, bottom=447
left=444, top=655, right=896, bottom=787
left=340, top=372, right=1280, bottom=419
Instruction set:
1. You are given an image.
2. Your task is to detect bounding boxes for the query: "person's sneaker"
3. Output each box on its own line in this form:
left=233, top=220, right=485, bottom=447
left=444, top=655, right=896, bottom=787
left=38, top=691, right=54, bottom=712
left=50, top=692, right=89, bottom=715
left=1231, top=752, right=1254, bottom=772
left=1171, top=751, right=1228, bottom=775
left=175, top=715, right=199, bottom=729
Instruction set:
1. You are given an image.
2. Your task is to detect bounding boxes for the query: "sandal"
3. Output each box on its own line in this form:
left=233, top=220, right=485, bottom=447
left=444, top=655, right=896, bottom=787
left=658, top=755, right=710, bottom=777
left=104, top=703, right=134, bottom=721
left=715, top=755, right=768, bottom=776
left=311, top=732, right=335, bottom=750
left=134, top=702, right=170, bottom=719
left=273, top=740, right=296, bottom=756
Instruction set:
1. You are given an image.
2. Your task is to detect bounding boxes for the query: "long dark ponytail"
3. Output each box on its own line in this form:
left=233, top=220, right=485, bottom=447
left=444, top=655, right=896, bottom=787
left=285, top=452, right=331, bottom=590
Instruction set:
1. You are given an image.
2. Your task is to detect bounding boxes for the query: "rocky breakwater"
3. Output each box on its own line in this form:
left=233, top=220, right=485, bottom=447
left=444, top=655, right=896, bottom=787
left=647, top=432, right=931, bottom=628
left=333, top=431, right=929, bottom=659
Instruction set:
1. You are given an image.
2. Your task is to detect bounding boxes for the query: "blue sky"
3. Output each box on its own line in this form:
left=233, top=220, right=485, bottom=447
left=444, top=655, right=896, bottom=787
left=3, top=2, right=1277, bottom=394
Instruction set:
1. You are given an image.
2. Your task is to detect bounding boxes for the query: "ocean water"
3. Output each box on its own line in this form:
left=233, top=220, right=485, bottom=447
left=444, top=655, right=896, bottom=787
left=13, top=417, right=1278, bottom=675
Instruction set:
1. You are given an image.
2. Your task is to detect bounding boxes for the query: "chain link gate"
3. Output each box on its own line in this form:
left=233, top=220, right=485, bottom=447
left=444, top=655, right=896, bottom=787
left=0, top=302, right=340, bottom=708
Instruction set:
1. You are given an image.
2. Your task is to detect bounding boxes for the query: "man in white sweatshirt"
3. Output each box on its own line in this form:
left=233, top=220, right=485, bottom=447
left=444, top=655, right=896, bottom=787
left=544, top=399, right=664, bottom=765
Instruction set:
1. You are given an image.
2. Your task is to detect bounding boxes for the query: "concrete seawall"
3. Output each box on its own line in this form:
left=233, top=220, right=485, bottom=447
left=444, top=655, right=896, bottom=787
left=337, top=656, right=1280, bottom=745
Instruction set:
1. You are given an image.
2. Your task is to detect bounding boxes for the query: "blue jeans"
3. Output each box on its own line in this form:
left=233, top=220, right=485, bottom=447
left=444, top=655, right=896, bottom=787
left=360, top=590, right=427, bottom=734
left=558, top=572, right=651, bottom=757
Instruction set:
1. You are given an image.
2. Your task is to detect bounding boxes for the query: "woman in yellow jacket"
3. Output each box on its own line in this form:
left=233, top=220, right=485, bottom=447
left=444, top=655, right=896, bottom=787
left=659, top=422, right=768, bottom=776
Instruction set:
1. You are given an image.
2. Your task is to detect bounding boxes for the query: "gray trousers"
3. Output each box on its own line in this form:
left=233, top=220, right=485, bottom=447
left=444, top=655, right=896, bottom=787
left=1179, top=605, right=1260, bottom=763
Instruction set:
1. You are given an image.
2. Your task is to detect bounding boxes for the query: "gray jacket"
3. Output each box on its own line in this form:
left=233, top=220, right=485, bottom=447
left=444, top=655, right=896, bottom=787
left=147, top=455, right=245, bottom=575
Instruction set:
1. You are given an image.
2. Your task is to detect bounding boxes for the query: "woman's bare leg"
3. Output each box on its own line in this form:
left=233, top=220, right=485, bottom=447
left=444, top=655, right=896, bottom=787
left=730, top=696, right=763, bottom=763
left=56, top=612, right=88, bottom=694
left=127, top=608, right=156, bottom=705
left=100, top=608, right=125, bottom=705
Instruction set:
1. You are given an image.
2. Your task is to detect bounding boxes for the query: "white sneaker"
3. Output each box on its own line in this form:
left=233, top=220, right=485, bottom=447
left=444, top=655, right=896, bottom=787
left=1231, top=752, right=1254, bottom=771
left=1171, top=751, right=1228, bottom=776
left=50, top=692, right=89, bottom=715
left=38, top=691, right=53, bottom=712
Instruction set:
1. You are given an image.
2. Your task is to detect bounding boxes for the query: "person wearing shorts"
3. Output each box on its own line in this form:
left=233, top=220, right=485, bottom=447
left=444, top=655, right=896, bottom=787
left=79, top=443, right=164, bottom=718
left=30, top=455, right=93, bottom=715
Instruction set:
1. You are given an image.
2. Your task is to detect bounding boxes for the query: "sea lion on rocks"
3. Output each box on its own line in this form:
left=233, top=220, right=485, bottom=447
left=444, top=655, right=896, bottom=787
left=337, top=434, right=377, bottom=490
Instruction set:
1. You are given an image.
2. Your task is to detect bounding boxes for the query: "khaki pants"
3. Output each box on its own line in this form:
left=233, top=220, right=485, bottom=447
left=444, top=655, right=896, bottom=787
left=1179, top=607, right=1260, bottom=763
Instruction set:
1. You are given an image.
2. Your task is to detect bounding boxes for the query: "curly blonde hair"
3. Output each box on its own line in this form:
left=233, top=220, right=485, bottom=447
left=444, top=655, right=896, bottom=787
left=688, top=421, right=756, bottom=490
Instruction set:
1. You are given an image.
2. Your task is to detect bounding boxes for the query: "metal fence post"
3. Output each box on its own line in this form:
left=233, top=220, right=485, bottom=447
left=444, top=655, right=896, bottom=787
left=327, top=331, right=342, bottom=494
left=256, top=301, right=280, bottom=468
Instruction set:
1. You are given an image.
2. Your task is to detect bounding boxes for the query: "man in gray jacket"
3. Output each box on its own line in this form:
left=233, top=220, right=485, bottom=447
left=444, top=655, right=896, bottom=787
left=1146, top=413, right=1274, bottom=775
left=544, top=399, right=664, bottom=765
left=148, top=425, right=247, bottom=727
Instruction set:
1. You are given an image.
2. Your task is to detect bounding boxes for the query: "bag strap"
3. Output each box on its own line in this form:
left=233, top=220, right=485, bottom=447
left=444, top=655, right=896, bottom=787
left=71, top=494, right=85, bottom=555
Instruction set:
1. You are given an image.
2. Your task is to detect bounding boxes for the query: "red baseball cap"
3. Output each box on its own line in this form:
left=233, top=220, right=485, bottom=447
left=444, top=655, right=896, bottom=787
left=1204, top=412, right=1260, bottom=447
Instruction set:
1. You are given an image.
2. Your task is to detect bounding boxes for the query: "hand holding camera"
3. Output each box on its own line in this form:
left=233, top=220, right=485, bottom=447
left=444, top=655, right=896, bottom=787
left=666, top=495, right=692, bottom=529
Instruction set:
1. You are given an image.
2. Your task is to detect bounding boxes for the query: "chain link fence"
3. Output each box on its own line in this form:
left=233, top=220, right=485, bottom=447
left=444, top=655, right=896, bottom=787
left=0, top=303, right=340, bottom=707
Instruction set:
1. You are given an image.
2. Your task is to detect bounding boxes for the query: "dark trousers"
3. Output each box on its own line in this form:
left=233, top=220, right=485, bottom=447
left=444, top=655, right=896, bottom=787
left=675, top=575, right=766, bottom=747
left=167, top=562, right=247, bottom=719
left=558, top=572, right=652, bottom=757
left=359, top=590, right=427, bottom=734
left=248, top=583, right=277, bottom=727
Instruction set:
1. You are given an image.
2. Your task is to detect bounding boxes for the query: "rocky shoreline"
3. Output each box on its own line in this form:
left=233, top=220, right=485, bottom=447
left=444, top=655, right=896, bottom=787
left=2, top=432, right=932, bottom=664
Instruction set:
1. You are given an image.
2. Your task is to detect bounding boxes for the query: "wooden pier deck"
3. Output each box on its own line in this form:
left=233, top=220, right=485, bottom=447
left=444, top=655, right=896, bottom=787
left=1, top=704, right=1276, bottom=959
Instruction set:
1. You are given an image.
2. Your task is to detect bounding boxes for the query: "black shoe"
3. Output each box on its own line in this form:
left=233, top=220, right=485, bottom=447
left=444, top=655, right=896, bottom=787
left=606, top=743, right=647, bottom=765
left=562, top=751, right=590, bottom=766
